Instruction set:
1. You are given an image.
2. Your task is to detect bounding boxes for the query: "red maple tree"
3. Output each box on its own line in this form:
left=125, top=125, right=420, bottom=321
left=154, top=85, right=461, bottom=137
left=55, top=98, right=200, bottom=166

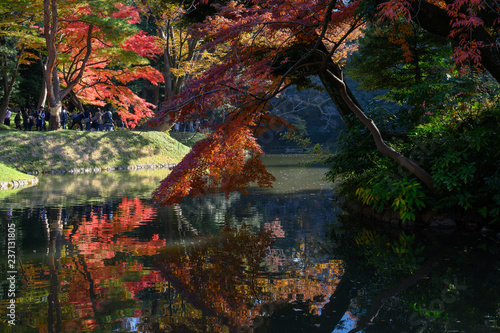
left=151, top=0, right=439, bottom=205
left=41, top=0, right=164, bottom=129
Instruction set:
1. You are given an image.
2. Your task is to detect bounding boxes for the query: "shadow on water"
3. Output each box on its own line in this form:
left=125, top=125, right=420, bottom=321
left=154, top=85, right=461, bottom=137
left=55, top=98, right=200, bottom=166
left=0, top=155, right=500, bottom=332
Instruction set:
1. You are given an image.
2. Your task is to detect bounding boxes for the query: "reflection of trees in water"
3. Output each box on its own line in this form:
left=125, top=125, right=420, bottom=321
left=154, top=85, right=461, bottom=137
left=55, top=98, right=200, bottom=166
left=178, top=189, right=338, bottom=235
left=154, top=223, right=345, bottom=332
left=322, top=215, right=500, bottom=333
left=0, top=189, right=345, bottom=332
left=0, top=198, right=171, bottom=332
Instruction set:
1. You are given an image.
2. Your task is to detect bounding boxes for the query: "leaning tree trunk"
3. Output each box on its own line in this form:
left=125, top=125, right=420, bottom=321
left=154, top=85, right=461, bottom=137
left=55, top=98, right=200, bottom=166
left=325, top=65, right=434, bottom=190
left=318, top=68, right=359, bottom=127
left=68, top=90, right=85, bottom=113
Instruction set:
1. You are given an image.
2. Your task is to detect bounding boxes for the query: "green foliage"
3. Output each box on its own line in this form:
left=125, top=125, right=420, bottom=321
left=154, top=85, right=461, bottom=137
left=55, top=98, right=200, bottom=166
left=356, top=176, right=426, bottom=222
left=329, top=78, right=500, bottom=222
left=347, top=23, right=452, bottom=96
left=330, top=18, right=500, bottom=225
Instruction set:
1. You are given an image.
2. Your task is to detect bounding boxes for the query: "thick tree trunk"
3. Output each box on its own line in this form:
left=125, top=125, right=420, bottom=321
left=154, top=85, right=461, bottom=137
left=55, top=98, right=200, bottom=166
left=311, top=41, right=361, bottom=126
left=43, top=0, right=93, bottom=130
left=318, top=69, right=359, bottom=127
left=324, top=66, right=434, bottom=190
left=69, top=90, right=85, bottom=113
left=49, top=104, right=61, bottom=130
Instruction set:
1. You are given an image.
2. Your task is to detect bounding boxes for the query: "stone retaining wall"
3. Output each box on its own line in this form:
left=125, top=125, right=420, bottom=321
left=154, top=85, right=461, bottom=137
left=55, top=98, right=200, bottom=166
left=23, top=163, right=177, bottom=176
left=0, top=163, right=177, bottom=191
left=0, top=177, right=39, bottom=190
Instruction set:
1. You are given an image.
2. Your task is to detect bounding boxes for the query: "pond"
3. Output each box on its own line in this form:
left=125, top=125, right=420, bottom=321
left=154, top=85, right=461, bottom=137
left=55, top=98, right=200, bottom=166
left=0, top=155, right=499, bottom=332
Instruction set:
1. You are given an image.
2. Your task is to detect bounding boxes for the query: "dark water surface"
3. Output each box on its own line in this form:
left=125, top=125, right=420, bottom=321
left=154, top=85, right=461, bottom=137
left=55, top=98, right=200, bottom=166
left=0, top=155, right=499, bottom=332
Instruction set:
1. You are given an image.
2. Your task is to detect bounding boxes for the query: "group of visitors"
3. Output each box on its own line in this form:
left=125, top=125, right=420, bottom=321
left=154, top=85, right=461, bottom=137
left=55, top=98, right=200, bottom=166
left=5, top=105, right=121, bottom=132
left=71, top=106, right=115, bottom=131
left=3, top=106, right=58, bottom=131
left=5, top=107, right=40, bottom=131
left=172, top=119, right=204, bottom=133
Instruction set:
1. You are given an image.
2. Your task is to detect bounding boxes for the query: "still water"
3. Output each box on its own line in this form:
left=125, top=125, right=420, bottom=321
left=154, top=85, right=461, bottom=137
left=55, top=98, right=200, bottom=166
left=0, top=155, right=499, bottom=332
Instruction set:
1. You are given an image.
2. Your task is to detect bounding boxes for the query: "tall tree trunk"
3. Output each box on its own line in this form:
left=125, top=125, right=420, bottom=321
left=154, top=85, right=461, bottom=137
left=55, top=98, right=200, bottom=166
left=43, top=0, right=62, bottom=130
left=37, top=81, right=47, bottom=110
left=43, top=0, right=93, bottom=130
left=38, top=56, right=48, bottom=110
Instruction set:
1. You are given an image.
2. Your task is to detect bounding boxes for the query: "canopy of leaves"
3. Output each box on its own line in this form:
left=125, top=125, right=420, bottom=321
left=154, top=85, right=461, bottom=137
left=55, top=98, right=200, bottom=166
left=54, top=1, right=165, bottom=127
left=152, top=0, right=364, bottom=205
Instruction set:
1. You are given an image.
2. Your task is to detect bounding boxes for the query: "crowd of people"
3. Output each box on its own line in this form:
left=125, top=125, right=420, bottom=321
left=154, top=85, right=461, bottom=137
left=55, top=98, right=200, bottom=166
left=3, top=105, right=125, bottom=132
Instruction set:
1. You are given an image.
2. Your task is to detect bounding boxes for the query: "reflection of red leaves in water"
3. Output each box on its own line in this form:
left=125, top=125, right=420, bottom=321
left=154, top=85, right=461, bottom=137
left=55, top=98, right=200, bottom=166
left=264, top=218, right=285, bottom=238
left=157, top=224, right=345, bottom=330
left=14, top=198, right=345, bottom=332
left=58, top=198, right=165, bottom=330
left=67, top=198, right=163, bottom=258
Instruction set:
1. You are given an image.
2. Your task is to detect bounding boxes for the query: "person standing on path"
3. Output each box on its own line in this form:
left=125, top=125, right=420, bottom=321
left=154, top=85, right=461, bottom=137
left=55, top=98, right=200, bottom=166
left=69, top=111, right=84, bottom=130
left=14, top=110, right=22, bottom=130
left=84, top=107, right=92, bottom=131
left=22, top=108, right=29, bottom=130
left=4, top=108, right=11, bottom=126
left=60, top=106, right=69, bottom=129
left=36, top=107, right=45, bottom=131
left=27, top=110, right=34, bottom=131
left=103, top=109, right=114, bottom=131
left=94, top=108, right=103, bottom=131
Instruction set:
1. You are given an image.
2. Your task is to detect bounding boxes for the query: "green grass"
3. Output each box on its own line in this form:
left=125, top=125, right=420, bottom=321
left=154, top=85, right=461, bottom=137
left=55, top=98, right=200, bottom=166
left=0, top=129, right=191, bottom=175
left=0, top=124, right=14, bottom=131
left=0, top=162, right=33, bottom=182
left=170, top=132, right=207, bottom=147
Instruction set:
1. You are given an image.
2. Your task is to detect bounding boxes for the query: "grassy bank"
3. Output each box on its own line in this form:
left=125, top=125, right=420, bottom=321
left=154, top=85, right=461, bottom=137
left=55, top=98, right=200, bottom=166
left=0, top=130, right=191, bottom=176
left=0, top=162, right=34, bottom=182
left=170, top=132, right=207, bottom=147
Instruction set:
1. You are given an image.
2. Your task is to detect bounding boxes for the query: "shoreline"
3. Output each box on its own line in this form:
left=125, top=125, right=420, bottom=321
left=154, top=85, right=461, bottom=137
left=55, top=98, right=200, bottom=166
left=0, top=130, right=194, bottom=191
left=0, top=162, right=178, bottom=191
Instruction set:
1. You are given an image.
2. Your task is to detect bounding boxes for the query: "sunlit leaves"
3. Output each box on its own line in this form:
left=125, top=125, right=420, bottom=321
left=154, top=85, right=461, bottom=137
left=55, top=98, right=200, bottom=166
left=152, top=0, right=364, bottom=204
left=53, top=1, right=164, bottom=127
left=153, top=113, right=276, bottom=206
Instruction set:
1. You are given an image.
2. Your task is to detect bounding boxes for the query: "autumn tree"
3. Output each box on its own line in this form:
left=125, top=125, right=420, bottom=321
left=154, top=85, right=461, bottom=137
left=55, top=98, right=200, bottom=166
left=375, top=0, right=500, bottom=81
left=151, top=0, right=438, bottom=206
left=41, top=0, right=164, bottom=130
left=58, top=3, right=164, bottom=127
left=135, top=0, right=224, bottom=131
